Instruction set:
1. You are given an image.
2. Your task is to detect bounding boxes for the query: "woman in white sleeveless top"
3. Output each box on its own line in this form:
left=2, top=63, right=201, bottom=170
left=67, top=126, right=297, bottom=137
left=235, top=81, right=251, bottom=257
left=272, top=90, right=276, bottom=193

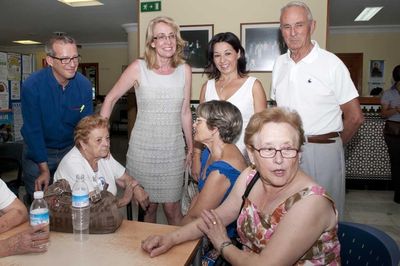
left=192, top=32, right=267, bottom=179
left=101, top=16, right=193, bottom=225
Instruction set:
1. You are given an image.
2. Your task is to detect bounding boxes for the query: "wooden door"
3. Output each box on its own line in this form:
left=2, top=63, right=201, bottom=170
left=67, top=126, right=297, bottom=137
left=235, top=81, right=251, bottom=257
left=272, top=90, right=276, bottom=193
left=336, top=53, right=363, bottom=94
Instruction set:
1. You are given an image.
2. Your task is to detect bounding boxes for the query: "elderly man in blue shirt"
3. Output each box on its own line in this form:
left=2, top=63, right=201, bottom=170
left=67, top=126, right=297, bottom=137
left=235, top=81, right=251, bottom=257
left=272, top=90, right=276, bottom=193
left=21, top=35, right=93, bottom=202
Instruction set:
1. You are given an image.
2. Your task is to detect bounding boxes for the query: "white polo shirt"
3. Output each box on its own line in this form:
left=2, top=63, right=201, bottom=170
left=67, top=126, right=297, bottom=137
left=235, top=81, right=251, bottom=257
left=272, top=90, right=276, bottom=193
left=0, top=179, right=16, bottom=210
left=271, top=41, right=359, bottom=135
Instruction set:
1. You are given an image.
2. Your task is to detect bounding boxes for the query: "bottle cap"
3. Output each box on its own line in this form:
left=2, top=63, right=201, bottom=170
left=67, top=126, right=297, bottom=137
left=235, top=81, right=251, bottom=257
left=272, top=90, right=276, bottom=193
left=33, top=191, right=44, bottom=199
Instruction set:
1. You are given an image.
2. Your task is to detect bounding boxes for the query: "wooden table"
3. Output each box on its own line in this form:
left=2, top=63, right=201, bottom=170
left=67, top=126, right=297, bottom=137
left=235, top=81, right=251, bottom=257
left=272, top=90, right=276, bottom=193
left=0, top=220, right=199, bottom=266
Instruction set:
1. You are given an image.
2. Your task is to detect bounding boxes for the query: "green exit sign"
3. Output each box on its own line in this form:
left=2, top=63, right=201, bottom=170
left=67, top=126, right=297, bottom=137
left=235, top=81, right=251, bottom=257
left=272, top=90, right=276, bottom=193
left=141, top=1, right=161, bottom=12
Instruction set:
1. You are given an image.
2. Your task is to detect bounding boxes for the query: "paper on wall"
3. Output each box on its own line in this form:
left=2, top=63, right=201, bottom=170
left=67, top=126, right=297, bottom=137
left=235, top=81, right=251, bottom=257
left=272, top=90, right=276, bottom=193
left=0, top=80, right=9, bottom=110
left=22, top=54, right=32, bottom=74
left=10, top=80, right=20, bottom=100
left=7, top=53, right=21, bottom=81
left=12, top=102, right=23, bottom=141
left=0, top=52, right=7, bottom=80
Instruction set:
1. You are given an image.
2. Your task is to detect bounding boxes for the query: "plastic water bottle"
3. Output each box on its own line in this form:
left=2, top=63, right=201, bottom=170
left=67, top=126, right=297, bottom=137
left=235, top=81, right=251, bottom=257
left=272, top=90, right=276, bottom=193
left=72, top=174, right=90, bottom=241
left=30, top=191, right=50, bottom=248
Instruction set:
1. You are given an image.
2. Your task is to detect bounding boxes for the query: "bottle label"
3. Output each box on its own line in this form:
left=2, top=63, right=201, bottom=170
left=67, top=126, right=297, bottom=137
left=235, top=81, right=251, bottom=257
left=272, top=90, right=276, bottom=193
left=72, top=193, right=90, bottom=207
left=30, top=208, right=49, bottom=226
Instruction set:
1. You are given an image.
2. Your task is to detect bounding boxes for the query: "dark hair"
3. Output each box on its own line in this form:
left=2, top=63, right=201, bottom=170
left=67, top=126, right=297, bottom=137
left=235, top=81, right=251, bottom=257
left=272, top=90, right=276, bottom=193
left=197, top=100, right=242, bottom=143
left=204, top=32, right=248, bottom=80
left=392, top=64, right=400, bottom=83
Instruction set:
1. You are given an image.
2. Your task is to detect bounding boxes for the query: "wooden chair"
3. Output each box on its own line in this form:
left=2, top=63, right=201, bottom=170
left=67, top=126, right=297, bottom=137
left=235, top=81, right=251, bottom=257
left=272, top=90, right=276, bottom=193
left=338, top=221, right=400, bottom=266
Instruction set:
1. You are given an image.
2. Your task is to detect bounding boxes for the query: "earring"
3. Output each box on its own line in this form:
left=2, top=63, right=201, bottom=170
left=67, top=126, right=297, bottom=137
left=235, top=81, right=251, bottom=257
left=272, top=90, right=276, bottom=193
left=250, top=162, right=256, bottom=169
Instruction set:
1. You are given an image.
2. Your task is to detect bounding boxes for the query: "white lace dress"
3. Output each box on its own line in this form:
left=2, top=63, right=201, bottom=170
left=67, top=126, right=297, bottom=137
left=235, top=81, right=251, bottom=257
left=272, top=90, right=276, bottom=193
left=126, top=60, right=186, bottom=202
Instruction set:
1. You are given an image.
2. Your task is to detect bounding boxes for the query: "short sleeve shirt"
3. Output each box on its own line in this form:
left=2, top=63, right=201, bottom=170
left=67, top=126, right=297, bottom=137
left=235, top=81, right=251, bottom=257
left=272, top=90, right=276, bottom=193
left=271, top=41, right=359, bottom=135
left=0, top=179, right=16, bottom=210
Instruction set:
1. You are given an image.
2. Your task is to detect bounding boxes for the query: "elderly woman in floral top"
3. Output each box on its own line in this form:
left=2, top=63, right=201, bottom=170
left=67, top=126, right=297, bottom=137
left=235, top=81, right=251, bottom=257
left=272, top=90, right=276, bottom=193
left=142, top=107, right=340, bottom=265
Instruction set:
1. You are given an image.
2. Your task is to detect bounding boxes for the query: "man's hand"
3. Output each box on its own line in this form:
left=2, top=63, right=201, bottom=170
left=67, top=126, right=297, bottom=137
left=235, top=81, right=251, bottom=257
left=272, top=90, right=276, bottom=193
left=35, top=162, right=51, bottom=191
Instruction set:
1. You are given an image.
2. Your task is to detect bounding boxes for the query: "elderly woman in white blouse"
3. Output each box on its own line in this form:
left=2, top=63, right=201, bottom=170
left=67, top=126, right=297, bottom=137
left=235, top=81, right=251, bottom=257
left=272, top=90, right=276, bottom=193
left=54, top=114, right=149, bottom=209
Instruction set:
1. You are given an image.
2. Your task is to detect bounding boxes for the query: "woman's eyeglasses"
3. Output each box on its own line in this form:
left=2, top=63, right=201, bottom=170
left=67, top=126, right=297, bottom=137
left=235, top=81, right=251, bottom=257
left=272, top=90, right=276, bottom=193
left=251, top=146, right=298, bottom=158
left=153, top=33, right=176, bottom=42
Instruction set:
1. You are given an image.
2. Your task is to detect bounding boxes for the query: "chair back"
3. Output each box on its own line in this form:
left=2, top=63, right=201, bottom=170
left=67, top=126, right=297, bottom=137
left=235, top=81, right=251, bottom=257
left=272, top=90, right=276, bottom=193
left=0, top=142, right=23, bottom=196
left=338, top=221, right=400, bottom=266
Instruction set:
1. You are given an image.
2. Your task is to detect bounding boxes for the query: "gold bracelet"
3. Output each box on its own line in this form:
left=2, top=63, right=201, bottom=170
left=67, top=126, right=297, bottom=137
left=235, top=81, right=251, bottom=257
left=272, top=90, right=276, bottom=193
left=219, top=240, right=233, bottom=258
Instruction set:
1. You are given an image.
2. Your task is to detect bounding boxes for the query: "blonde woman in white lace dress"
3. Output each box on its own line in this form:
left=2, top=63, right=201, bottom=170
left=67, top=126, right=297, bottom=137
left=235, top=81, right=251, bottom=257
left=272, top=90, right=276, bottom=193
left=101, top=16, right=193, bottom=225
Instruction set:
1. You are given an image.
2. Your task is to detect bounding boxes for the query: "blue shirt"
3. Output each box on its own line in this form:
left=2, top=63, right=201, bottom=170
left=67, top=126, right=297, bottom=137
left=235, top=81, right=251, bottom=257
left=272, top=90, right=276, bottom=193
left=21, top=67, right=93, bottom=163
left=199, top=148, right=241, bottom=237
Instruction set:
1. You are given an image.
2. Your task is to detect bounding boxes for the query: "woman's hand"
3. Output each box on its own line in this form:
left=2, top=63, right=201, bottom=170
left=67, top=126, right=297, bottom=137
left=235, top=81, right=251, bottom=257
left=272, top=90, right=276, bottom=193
left=141, top=234, right=174, bottom=257
left=185, top=151, right=193, bottom=169
left=191, top=153, right=201, bottom=181
left=6, top=223, right=50, bottom=256
left=132, top=185, right=150, bottom=210
left=197, top=209, right=230, bottom=251
left=118, top=184, right=134, bottom=208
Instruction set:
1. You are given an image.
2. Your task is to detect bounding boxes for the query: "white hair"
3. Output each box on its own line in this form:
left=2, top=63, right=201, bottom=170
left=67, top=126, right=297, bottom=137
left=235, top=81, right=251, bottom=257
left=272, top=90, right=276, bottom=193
left=281, top=1, right=313, bottom=21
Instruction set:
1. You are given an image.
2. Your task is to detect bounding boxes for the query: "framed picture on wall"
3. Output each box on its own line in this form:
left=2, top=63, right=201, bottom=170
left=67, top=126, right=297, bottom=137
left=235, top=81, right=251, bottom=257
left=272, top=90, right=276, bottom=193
left=369, top=60, right=384, bottom=79
left=180, top=24, right=214, bottom=73
left=240, top=22, right=287, bottom=72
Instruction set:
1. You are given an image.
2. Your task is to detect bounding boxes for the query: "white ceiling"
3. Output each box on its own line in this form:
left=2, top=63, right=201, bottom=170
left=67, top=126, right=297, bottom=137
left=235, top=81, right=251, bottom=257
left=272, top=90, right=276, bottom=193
left=0, top=0, right=137, bottom=47
left=0, top=0, right=399, bottom=47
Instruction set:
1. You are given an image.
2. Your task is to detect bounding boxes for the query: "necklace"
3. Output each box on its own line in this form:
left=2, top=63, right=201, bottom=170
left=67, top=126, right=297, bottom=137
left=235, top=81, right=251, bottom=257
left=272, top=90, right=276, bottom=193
left=218, top=77, right=237, bottom=94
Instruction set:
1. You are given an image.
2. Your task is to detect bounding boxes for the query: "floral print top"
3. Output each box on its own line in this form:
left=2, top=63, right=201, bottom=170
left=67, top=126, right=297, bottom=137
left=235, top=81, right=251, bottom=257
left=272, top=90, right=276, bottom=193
left=237, top=170, right=341, bottom=265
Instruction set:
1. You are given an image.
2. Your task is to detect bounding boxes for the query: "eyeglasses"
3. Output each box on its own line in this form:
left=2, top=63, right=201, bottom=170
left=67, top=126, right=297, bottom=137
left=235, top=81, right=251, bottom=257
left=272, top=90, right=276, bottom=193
left=50, top=55, right=81, bottom=64
left=251, top=146, right=298, bottom=158
left=153, top=33, right=176, bottom=42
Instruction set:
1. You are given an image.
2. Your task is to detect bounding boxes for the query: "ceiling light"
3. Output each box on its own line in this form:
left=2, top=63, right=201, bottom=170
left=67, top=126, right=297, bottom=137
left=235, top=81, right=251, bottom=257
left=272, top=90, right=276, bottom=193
left=13, top=40, right=42, bottom=45
left=58, top=0, right=103, bottom=7
left=355, top=7, right=383, bottom=21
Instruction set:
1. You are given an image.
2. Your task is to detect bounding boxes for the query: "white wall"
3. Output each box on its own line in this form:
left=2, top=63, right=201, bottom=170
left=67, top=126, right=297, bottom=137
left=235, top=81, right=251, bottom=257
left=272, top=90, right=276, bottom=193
left=328, top=30, right=400, bottom=96
left=79, top=44, right=128, bottom=95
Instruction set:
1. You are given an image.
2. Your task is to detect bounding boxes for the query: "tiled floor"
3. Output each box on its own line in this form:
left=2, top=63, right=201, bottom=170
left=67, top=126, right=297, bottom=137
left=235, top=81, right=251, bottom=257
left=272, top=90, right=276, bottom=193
left=343, top=189, right=400, bottom=246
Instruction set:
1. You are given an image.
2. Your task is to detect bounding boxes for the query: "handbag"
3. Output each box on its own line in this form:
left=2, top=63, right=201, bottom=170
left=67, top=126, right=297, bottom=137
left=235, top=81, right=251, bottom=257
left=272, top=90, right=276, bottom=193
left=181, top=167, right=199, bottom=215
left=195, top=172, right=260, bottom=266
left=384, top=120, right=400, bottom=136
left=44, top=179, right=123, bottom=234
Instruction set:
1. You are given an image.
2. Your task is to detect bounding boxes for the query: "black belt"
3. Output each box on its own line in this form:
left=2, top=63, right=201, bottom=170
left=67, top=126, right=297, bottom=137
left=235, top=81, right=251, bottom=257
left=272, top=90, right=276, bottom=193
left=306, top=132, right=340, bottom=144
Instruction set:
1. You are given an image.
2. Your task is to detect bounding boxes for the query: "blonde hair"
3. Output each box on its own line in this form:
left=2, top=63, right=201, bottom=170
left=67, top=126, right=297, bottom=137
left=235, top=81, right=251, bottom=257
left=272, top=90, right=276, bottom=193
left=244, top=107, right=305, bottom=150
left=74, top=114, right=109, bottom=148
left=144, top=16, right=185, bottom=69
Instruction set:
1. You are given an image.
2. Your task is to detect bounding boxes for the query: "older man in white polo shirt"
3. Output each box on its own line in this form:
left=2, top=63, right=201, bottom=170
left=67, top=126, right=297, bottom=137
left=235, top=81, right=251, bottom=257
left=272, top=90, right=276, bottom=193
left=271, top=1, right=364, bottom=218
